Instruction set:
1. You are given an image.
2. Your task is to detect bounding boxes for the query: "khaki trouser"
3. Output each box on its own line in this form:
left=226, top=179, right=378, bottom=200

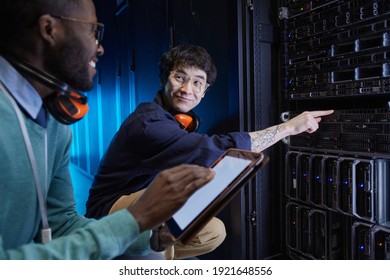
left=109, top=189, right=226, bottom=260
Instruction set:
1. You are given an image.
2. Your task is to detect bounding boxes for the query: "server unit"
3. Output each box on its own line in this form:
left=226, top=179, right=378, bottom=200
left=280, top=0, right=390, bottom=259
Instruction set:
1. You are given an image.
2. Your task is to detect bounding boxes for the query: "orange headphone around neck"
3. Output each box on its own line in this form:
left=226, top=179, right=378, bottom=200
left=174, top=111, right=200, bottom=132
left=154, top=91, right=200, bottom=132
left=5, top=55, right=89, bottom=125
left=44, top=91, right=89, bottom=125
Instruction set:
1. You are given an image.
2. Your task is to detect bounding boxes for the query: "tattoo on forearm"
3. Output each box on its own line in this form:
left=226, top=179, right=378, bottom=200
left=251, top=126, right=281, bottom=151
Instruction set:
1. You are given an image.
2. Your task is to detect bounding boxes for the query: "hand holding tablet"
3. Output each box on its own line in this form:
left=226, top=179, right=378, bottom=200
left=166, top=148, right=269, bottom=244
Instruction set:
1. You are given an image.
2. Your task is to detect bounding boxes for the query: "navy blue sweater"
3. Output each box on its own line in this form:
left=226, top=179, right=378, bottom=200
left=86, top=101, right=251, bottom=218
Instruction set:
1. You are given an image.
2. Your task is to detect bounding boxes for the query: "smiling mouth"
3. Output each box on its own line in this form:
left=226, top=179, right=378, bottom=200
left=176, top=95, right=193, bottom=102
left=89, top=61, right=96, bottom=68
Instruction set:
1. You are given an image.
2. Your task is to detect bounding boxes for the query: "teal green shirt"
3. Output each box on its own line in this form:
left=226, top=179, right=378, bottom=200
left=0, top=68, right=150, bottom=259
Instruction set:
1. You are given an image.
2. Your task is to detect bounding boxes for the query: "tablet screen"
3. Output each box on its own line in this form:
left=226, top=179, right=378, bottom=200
left=172, top=155, right=252, bottom=229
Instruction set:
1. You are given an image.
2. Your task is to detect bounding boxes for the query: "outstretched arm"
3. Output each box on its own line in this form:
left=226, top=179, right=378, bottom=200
left=249, top=110, right=334, bottom=152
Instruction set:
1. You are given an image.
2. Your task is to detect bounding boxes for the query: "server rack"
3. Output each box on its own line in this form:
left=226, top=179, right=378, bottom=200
left=280, top=0, right=390, bottom=259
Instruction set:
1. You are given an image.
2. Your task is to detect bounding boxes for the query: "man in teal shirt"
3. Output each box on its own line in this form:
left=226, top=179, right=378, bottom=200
left=0, top=0, right=214, bottom=259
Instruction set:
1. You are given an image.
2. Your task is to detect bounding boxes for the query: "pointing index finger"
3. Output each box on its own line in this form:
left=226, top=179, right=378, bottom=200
left=310, top=110, right=334, bottom=118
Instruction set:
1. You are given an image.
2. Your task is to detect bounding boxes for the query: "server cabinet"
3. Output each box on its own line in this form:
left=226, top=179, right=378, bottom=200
left=235, top=0, right=283, bottom=259
left=280, top=0, right=390, bottom=259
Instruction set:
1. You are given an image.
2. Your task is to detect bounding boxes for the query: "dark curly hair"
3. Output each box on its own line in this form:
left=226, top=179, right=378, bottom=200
left=159, top=44, right=217, bottom=87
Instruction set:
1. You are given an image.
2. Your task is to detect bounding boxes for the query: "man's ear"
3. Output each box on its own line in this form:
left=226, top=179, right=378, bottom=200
left=201, top=88, right=208, bottom=98
left=37, top=14, right=60, bottom=47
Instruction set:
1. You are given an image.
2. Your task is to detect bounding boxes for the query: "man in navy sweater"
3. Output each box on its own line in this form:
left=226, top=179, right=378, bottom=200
left=86, top=44, right=333, bottom=259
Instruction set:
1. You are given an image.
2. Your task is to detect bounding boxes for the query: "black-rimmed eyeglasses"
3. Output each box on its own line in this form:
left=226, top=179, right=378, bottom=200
left=50, top=15, right=105, bottom=46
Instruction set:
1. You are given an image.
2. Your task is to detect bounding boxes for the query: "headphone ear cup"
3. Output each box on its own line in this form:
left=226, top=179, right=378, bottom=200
left=44, top=92, right=89, bottom=125
left=175, top=112, right=200, bottom=132
left=187, top=113, right=200, bottom=132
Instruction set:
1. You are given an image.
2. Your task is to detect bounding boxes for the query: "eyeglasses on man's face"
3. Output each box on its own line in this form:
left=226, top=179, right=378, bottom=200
left=50, top=15, right=105, bottom=47
left=169, top=71, right=209, bottom=94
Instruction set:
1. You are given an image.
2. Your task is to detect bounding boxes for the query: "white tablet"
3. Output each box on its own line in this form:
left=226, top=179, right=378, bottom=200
left=165, top=148, right=269, bottom=244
